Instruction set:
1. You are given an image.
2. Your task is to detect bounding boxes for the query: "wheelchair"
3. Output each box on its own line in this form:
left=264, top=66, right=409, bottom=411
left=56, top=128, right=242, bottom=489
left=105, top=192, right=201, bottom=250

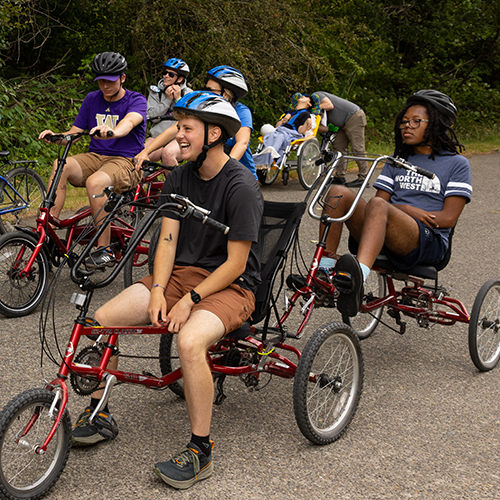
left=254, top=114, right=324, bottom=190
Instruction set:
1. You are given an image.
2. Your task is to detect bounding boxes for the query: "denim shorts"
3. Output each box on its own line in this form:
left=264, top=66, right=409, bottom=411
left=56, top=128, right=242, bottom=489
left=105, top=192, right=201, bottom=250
left=383, top=219, right=448, bottom=271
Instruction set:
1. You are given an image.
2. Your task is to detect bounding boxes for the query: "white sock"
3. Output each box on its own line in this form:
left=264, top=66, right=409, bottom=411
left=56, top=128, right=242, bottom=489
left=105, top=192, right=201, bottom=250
left=360, top=263, right=370, bottom=283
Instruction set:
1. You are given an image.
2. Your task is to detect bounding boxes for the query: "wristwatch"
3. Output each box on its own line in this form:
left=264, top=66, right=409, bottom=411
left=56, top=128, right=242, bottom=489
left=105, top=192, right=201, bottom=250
left=190, top=289, right=201, bottom=304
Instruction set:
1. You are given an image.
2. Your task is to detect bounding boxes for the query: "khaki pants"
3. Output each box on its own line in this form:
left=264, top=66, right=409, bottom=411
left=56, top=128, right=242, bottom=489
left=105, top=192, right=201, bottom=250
left=333, top=110, right=369, bottom=180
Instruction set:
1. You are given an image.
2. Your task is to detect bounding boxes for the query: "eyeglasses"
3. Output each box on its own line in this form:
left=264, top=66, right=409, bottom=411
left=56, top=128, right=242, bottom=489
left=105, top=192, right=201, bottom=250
left=398, top=119, right=429, bottom=129
left=204, top=86, right=222, bottom=94
left=163, top=70, right=178, bottom=78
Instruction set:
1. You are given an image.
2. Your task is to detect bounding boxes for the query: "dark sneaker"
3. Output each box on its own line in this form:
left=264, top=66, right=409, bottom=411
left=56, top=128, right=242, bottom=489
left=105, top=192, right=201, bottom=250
left=331, top=176, right=346, bottom=185
left=345, top=178, right=370, bottom=188
left=334, top=254, right=364, bottom=317
left=154, top=441, right=214, bottom=490
left=71, top=406, right=119, bottom=447
left=85, top=246, right=116, bottom=270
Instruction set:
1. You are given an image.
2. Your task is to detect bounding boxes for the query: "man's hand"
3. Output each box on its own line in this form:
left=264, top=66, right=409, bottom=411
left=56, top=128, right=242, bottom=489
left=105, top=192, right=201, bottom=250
left=133, top=149, right=150, bottom=171
left=148, top=288, right=168, bottom=327
left=38, top=130, right=56, bottom=143
left=90, top=125, right=114, bottom=139
left=163, top=296, right=193, bottom=333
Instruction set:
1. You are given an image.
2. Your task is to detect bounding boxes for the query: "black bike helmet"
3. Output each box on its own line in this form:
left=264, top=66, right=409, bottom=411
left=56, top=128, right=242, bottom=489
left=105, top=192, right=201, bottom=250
left=92, top=52, right=128, bottom=79
left=164, top=58, right=190, bottom=78
left=406, top=90, right=458, bottom=124
left=207, top=66, right=248, bottom=100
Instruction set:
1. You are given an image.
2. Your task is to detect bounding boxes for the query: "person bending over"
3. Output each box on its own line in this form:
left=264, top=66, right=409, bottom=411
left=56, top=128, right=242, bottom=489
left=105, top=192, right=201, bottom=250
left=319, top=90, right=472, bottom=317
left=39, top=52, right=146, bottom=269
left=70, top=91, right=264, bottom=490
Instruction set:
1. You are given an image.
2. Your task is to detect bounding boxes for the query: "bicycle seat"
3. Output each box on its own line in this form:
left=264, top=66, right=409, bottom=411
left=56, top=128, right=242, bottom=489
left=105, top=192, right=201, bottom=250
left=227, top=321, right=252, bottom=340
left=0, top=151, right=10, bottom=158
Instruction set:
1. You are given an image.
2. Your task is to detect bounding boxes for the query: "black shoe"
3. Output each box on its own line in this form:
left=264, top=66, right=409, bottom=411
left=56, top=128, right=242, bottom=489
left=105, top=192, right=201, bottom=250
left=334, top=254, right=364, bottom=317
left=71, top=406, right=119, bottom=447
left=85, top=246, right=116, bottom=269
left=345, top=178, right=369, bottom=188
left=331, top=176, right=346, bottom=185
left=154, top=441, right=214, bottom=490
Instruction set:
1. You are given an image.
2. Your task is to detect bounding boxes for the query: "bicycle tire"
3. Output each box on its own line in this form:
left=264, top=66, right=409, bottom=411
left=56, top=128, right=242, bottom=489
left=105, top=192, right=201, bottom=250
left=293, top=321, right=363, bottom=445
left=0, top=231, right=49, bottom=318
left=123, top=210, right=162, bottom=288
left=297, top=138, right=322, bottom=190
left=0, top=388, right=71, bottom=500
left=469, top=279, right=500, bottom=372
left=0, top=167, right=46, bottom=234
left=158, top=333, right=185, bottom=398
left=256, top=165, right=280, bottom=186
left=343, top=272, right=386, bottom=340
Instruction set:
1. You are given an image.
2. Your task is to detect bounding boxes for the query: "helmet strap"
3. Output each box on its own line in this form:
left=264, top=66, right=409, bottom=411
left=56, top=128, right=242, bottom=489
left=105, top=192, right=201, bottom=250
left=193, top=122, right=226, bottom=170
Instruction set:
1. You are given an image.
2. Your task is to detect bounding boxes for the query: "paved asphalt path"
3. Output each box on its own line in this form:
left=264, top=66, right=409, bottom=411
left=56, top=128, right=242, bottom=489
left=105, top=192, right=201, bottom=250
left=1, top=152, right=500, bottom=500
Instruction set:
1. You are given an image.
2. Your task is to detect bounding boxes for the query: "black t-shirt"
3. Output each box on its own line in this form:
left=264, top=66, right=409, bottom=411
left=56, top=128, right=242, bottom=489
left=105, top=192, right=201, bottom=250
left=283, top=110, right=310, bottom=131
left=158, top=158, right=264, bottom=292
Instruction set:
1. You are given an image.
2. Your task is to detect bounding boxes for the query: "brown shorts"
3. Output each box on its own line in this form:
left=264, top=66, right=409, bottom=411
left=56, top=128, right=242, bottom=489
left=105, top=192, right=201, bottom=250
left=139, top=266, right=255, bottom=335
left=71, top=152, right=142, bottom=193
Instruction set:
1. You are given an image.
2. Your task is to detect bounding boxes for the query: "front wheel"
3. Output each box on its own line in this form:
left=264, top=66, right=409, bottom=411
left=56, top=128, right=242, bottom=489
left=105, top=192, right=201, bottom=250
left=0, top=231, right=49, bottom=318
left=293, top=322, right=363, bottom=445
left=297, top=138, right=322, bottom=190
left=256, top=164, right=280, bottom=186
left=469, top=279, right=500, bottom=371
left=0, top=388, right=71, bottom=500
left=0, top=167, right=47, bottom=234
left=343, top=272, right=386, bottom=340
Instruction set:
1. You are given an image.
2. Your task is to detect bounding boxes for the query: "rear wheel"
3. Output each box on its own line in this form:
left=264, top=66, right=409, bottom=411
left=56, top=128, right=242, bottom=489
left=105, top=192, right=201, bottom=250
left=293, top=322, right=363, bottom=445
left=297, top=138, right=322, bottom=190
left=0, top=167, right=46, bottom=234
left=469, top=279, right=500, bottom=371
left=0, top=231, right=49, bottom=318
left=343, top=272, right=386, bottom=340
left=256, top=164, right=280, bottom=186
left=0, top=388, right=71, bottom=500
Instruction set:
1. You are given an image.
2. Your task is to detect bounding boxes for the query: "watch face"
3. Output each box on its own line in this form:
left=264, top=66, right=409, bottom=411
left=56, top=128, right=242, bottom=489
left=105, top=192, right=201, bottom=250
left=191, top=290, right=201, bottom=304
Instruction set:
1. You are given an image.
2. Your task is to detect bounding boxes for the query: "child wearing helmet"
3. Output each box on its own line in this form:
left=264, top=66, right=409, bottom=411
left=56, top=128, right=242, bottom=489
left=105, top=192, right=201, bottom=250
left=144, top=57, right=192, bottom=164
left=70, top=91, right=264, bottom=491
left=318, top=89, right=472, bottom=317
left=253, top=92, right=321, bottom=170
left=39, top=51, right=147, bottom=269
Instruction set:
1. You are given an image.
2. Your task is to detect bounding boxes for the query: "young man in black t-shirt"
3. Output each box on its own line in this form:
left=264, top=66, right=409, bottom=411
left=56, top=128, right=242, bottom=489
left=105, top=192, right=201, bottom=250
left=71, top=91, right=264, bottom=490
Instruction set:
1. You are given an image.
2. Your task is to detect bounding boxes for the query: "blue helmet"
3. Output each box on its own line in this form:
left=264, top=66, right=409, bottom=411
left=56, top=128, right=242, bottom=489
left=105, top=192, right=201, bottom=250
left=164, top=58, right=190, bottom=78
left=207, top=65, right=248, bottom=100
left=174, top=91, right=241, bottom=138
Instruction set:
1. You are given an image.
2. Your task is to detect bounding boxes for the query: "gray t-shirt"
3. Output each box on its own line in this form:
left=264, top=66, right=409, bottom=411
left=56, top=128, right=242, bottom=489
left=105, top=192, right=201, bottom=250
left=314, top=90, right=360, bottom=128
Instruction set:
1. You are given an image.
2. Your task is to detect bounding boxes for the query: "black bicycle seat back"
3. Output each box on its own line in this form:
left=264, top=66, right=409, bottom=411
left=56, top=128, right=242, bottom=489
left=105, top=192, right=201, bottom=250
left=0, top=151, right=10, bottom=159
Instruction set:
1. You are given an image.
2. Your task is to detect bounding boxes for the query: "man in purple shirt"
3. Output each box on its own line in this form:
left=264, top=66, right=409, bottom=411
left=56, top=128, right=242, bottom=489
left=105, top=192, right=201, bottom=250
left=39, top=52, right=147, bottom=268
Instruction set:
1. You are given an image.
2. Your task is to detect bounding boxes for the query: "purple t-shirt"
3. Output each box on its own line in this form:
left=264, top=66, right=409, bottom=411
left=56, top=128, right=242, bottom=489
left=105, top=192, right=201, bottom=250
left=73, top=89, right=147, bottom=158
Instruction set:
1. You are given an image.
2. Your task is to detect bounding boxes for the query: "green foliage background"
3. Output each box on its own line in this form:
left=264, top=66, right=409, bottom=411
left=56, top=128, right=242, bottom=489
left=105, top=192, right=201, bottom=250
left=0, top=0, right=499, bottom=177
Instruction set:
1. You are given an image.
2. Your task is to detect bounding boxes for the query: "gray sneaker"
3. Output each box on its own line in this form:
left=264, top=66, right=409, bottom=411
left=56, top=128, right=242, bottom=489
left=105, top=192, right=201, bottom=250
left=71, top=406, right=118, bottom=446
left=154, top=441, right=214, bottom=490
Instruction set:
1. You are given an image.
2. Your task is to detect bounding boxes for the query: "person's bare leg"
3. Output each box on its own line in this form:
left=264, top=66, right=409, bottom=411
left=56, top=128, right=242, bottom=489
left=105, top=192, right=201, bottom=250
left=176, top=310, right=225, bottom=436
left=162, top=140, right=182, bottom=167
left=356, top=197, right=420, bottom=268
left=85, top=170, right=115, bottom=247
left=91, top=283, right=151, bottom=398
left=145, top=137, right=164, bottom=162
left=47, top=157, right=84, bottom=219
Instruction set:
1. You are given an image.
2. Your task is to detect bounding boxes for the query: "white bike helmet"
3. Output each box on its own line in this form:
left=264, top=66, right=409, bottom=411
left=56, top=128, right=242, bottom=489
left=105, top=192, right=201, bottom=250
left=207, top=66, right=248, bottom=100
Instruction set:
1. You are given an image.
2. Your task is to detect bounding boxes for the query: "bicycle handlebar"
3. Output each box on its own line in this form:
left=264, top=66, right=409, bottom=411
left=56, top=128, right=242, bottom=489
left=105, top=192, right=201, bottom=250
left=140, top=160, right=175, bottom=173
left=45, top=130, right=114, bottom=143
left=390, top=156, right=435, bottom=180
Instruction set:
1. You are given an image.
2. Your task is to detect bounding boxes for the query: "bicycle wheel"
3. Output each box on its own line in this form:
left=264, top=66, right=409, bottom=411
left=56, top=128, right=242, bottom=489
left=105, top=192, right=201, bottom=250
left=0, top=231, right=49, bottom=318
left=0, top=388, right=71, bottom=500
left=256, top=165, right=280, bottom=186
left=293, top=321, right=363, bottom=445
left=0, top=167, right=46, bottom=234
left=469, top=279, right=500, bottom=372
left=297, top=138, right=322, bottom=190
left=158, top=333, right=185, bottom=398
left=343, top=272, right=386, bottom=340
left=123, top=211, right=162, bottom=288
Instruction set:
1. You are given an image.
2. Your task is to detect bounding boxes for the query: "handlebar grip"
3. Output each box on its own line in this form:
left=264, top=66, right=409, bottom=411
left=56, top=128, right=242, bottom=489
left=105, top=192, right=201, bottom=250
left=414, top=166, right=435, bottom=179
left=189, top=209, right=229, bottom=234
left=45, top=134, right=65, bottom=143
